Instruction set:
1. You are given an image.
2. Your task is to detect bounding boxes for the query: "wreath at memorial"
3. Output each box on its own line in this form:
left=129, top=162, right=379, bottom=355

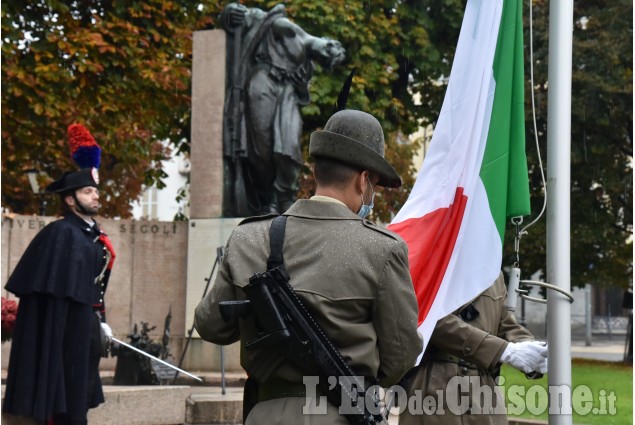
left=1, top=297, right=18, bottom=342
left=112, top=309, right=173, bottom=385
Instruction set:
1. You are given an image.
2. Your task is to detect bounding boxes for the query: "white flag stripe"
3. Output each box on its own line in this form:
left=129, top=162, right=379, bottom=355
left=392, top=0, right=502, bottom=223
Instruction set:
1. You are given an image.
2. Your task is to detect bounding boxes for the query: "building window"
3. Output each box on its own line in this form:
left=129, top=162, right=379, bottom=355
left=141, top=187, right=158, bottom=219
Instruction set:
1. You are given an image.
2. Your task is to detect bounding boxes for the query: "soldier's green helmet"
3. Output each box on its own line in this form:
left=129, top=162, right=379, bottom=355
left=309, top=109, right=401, bottom=188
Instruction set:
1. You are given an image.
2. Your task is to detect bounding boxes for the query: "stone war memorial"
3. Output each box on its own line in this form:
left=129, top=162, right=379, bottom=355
left=187, top=0, right=344, bottom=374
left=2, top=3, right=343, bottom=424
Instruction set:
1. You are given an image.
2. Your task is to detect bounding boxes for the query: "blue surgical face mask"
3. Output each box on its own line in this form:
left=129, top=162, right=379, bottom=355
left=357, top=176, right=375, bottom=219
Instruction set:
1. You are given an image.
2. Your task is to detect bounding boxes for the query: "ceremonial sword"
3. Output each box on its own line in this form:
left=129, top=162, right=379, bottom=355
left=111, top=336, right=203, bottom=382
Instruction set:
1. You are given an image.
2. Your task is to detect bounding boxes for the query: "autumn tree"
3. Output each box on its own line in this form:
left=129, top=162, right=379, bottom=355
left=2, top=0, right=213, bottom=217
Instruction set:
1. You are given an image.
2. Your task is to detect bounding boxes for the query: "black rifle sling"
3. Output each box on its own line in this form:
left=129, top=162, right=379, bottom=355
left=267, top=215, right=288, bottom=270
left=242, top=215, right=287, bottom=423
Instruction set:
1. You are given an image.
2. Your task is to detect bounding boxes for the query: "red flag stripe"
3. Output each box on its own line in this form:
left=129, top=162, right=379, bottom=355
left=388, top=188, right=468, bottom=325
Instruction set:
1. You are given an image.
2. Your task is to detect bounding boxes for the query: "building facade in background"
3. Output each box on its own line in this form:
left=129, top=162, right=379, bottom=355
left=132, top=144, right=190, bottom=221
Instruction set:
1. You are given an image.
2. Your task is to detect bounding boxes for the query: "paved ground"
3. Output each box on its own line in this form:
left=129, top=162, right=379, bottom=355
left=570, top=337, right=630, bottom=362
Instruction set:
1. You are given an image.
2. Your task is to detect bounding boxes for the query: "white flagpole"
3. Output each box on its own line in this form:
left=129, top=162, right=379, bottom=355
left=546, top=0, right=574, bottom=424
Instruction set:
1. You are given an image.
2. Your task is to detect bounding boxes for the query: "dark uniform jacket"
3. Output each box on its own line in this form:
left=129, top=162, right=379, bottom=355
left=3, top=212, right=113, bottom=422
left=400, top=273, right=535, bottom=425
left=195, top=198, right=422, bottom=424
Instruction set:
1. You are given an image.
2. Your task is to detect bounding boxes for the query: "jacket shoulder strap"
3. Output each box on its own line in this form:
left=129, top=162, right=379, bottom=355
left=267, top=215, right=288, bottom=270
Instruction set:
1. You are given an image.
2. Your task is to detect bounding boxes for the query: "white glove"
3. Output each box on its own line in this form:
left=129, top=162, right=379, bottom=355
left=500, top=341, right=548, bottom=374
left=100, top=322, right=113, bottom=339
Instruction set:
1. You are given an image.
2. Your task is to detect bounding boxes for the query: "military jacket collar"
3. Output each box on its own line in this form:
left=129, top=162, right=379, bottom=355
left=284, top=199, right=361, bottom=221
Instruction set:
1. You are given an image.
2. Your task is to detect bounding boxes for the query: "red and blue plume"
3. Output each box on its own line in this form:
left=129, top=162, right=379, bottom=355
left=67, top=123, right=101, bottom=169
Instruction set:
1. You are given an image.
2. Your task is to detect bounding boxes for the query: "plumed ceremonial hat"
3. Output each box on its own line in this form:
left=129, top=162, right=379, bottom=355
left=46, top=124, right=101, bottom=193
left=309, top=110, right=401, bottom=188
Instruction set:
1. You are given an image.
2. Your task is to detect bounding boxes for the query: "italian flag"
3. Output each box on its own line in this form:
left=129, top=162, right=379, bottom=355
left=388, top=0, right=531, bottom=362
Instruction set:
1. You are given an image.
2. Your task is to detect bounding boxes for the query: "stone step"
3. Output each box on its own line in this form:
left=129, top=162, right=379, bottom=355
left=184, top=389, right=243, bottom=425
left=1, top=385, right=244, bottom=425
left=89, top=385, right=194, bottom=425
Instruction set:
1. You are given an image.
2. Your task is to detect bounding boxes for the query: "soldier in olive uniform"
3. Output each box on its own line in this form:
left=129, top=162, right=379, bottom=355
left=399, top=272, right=548, bottom=425
left=195, top=109, right=422, bottom=424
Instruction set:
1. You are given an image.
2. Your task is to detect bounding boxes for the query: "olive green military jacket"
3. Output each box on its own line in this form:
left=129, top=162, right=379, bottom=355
left=400, top=273, right=535, bottom=425
left=194, top=198, right=422, bottom=422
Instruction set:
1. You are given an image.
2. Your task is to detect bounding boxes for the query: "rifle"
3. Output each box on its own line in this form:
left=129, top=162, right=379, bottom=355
left=219, top=217, right=384, bottom=425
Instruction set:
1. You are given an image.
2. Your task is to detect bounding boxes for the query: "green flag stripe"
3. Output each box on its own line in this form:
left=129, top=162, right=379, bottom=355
left=480, top=0, right=531, bottom=242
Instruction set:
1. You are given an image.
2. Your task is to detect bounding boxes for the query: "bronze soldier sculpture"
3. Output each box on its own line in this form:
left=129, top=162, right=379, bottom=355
left=220, top=2, right=345, bottom=216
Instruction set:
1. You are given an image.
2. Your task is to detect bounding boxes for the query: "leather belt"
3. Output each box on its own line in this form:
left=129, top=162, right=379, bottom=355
left=257, top=376, right=373, bottom=402
left=258, top=378, right=309, bottom=401
left=431, top=352, right=480, bottom=370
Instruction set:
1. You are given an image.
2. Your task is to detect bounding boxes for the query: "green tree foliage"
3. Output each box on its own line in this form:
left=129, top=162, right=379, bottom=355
left=2, top=0, right=213, bottom=217
left=502, top=0, right=632, bottom=289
